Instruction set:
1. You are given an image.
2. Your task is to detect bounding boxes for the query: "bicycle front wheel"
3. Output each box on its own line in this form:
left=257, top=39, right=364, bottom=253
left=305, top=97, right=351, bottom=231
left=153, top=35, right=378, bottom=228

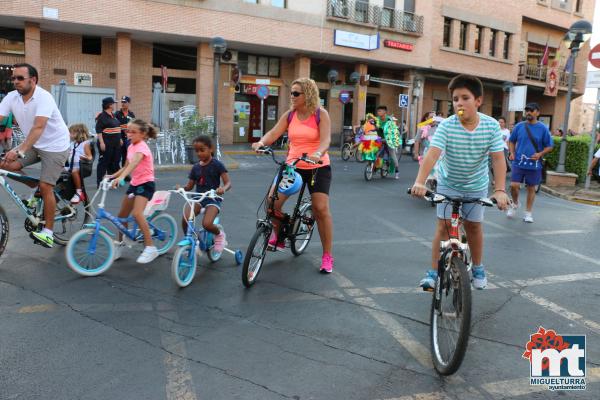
left=364, top=162, right=374, bottom=181
left=148, top=213, right=177, bottom=255
left=171, top=244, right=197, bottom=288
left=355, top=149, right=364, bottom=163
left=291, top=203, right=315, bottom=256
left=0, top=204, right=9, bottom=257
left=53, top=195, right=91, bottom=246
left=430, top=256, right=472, bottom=375
left=65, top=229, right=115, bottom=277
left=242, top=225, right=271, bottom=288
left=341, top=143, right=351, bottom=161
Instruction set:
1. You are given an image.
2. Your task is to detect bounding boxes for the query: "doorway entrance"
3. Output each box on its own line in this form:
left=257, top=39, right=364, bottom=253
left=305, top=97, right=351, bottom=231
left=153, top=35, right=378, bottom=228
left=234, top=85, right=279, bottom=143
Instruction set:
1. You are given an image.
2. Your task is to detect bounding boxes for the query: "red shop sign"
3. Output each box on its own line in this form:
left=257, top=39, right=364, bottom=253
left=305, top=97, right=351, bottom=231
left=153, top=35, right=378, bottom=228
left=383, top=40, right=414, bottom=51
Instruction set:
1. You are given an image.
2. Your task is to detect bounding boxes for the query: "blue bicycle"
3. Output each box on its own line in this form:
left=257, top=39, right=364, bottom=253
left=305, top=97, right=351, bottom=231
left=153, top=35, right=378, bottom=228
left=65, top=177, right=177, bottom=276
left=170, top=188, right=242, bottom=287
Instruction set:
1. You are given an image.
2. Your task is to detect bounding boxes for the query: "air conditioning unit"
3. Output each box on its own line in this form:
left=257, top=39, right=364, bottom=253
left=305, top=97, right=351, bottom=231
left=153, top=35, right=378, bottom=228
left=221, top=50, right=238, bottom=64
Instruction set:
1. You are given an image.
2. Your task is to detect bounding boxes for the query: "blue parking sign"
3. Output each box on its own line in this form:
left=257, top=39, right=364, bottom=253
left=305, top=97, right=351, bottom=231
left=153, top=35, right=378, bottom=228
left=399, top=94, right=409, bottom=108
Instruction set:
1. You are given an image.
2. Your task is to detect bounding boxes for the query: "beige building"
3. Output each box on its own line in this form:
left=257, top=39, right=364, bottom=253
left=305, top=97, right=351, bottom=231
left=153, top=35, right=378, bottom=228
left=570, top=95, right=598, bottom=134
left=0, top=0, right=594, bottom=144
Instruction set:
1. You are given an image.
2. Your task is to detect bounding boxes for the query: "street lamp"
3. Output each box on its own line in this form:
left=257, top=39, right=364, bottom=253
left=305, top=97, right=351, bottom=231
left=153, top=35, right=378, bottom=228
left=211, top=36, right=227, bottom=159
left=555, top=20, right=592, bottom=173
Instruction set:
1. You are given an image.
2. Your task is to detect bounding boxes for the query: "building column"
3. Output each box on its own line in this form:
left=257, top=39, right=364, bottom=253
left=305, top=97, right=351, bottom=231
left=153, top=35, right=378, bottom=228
left=294, top=55, right=311, bottom=78
left=24, top=22, right=41, bottom=69
left=116, top=32, right=131, bottom=98
left=494, top=30, right=504, bottom=58
left=466, top=23, right=475, bottom=53
left=352, top=63, right=368, bottom=127
left=196, top=42, right=214, bottom=117
left=481, top=27, right=490, bottom=57
left=450, top=20, right=461, bottom=49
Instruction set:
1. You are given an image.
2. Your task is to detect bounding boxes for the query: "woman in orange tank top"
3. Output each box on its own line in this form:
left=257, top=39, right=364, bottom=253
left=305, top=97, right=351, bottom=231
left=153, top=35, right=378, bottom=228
left=251, top=78, right=334, bottom=273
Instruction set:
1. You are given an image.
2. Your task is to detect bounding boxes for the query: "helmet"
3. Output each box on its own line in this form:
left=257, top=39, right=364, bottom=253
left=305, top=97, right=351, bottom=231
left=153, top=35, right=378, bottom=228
left=273, top=169, right=303, bottom=196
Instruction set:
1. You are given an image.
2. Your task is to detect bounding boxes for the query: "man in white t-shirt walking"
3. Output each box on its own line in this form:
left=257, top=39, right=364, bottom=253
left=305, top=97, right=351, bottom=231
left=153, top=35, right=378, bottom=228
left=0, top=63, right=70, bottom=248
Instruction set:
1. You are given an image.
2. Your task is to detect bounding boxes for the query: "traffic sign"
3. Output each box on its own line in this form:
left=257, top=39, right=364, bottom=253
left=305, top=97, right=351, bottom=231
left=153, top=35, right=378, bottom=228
left=586, top=70, right=600, bottom=88
left=339, top=91, right=351, bottom=104
left=399, top=94, right=409, bottom=108
left=256, top=85, right=269, bottom=100
left=589, top=44, right=600, bottom=69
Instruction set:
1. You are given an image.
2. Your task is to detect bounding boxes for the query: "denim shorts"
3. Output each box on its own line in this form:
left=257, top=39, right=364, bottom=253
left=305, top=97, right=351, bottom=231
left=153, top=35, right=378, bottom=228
left=199, top=198, right=221, bottom=212
left=436, top=184, right=488, bottom=223
left=511, top=165, right=542, bottom=186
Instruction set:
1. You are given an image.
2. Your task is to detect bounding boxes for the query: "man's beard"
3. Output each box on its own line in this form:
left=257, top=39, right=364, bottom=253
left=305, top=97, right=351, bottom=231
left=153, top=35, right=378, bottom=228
left=526, top=114, right=535, bottom=121
left=16, top=85, right=32, bottom=96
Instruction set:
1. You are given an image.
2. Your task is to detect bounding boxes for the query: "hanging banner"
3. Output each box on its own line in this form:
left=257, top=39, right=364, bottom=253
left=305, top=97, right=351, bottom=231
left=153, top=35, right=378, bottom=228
left=508, top=85, right=528, bottom=111
left=544, top=60, right=558, bottom=97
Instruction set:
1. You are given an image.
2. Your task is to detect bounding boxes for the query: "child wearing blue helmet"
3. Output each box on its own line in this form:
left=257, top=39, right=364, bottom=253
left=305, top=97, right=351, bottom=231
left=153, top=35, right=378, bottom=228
left=178, top=135, right=231, bottom=252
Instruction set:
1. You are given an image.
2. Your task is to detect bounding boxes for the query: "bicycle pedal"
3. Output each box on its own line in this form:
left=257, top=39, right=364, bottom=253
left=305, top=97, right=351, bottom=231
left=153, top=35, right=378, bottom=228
left=422, top=287, right=434, bottom=292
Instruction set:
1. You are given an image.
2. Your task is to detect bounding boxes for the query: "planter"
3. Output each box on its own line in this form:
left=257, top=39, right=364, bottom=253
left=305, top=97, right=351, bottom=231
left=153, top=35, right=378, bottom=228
left=546, top=171, right=577, bottom=187
left=185, top=145, right=198, bottom=164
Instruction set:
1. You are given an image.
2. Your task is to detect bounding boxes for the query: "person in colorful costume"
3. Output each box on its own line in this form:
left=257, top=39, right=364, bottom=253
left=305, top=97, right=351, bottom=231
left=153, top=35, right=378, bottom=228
left=358, top=114, right=381, bottom=162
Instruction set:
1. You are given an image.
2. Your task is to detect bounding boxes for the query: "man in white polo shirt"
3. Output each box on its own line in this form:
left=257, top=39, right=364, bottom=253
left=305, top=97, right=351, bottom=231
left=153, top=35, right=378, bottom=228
left=0, top=63, right=70, bottom=248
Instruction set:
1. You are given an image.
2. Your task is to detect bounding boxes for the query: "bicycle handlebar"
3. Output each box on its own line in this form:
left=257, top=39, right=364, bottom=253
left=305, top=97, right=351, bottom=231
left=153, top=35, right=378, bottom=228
left=255, top=146, right=323, bottom=166
left=169, top=188, right=223, bottom=203
left=406, top=187, right=497, bottom=207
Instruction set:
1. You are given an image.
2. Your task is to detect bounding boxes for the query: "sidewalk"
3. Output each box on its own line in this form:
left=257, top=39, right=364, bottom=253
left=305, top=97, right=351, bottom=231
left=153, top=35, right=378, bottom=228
left=541, top=180, right=600, bottom=206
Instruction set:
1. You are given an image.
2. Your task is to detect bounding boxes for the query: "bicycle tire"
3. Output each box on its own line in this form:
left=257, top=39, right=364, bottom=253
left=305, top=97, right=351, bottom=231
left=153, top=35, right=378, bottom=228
left=430, top=256, right=472, bottom=375
left=65, top=229, right=115, bottom=277
left=171, top=244, right=197, bottom=288
left=207, top=247, right=222, bottom=262
left=355, top=149, right=364, bottom=163
left=242, top=225, right=270, bottom=288
left=291, top=203, right=315, bottom=256
left=53, top=196, right=91, bottom=246
left=364, top=162, right=373, bottom=181
left=381, top=161, right=390, bottom=178
left=0, top=204, right=9, bottom=257
left=148, top=213, right=177, bottom=255
left=341, top=143, right=351, bottom=161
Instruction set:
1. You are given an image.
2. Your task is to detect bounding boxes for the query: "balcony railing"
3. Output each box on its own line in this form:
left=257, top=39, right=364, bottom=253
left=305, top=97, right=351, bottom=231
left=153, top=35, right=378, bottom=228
left=518, top=63, right=576, bottom=87
left=327, top=0, right=424, bottom=36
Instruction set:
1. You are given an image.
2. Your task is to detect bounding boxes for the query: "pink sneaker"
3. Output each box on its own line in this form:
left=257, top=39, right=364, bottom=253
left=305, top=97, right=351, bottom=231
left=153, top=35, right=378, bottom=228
left=213, top=230, right=227, bottom=252
left=267, top=231, right=285, bottom=251
left=320, top=253, right=334, bottom=274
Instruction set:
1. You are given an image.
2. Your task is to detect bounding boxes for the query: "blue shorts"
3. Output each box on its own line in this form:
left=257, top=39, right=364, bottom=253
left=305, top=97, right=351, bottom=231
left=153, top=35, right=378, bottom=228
left=126, top=181, right=156, bottom=201
left=436, top=184, right=487, bottom=223
left=199, top=198, right=221, bottom=212
left=511, top=165, right=542, bottom=186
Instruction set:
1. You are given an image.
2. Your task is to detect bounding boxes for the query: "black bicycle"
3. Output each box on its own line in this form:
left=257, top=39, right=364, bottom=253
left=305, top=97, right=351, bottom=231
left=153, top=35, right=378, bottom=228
left=242, top=147, right=318, bottom=287
left=408, top=188, right=495, bottom=375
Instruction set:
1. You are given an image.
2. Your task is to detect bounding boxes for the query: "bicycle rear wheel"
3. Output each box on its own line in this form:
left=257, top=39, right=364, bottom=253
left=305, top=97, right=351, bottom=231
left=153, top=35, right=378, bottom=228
left=53, top=194, right=91, bottom=246
left=381, top=161, right=390, bottom=178
left=364, top=162, right=374, bottom=181
left=341, top=143, right=351, bottom=161
left=242, top=225, right=271, bottom=288
left=430, top=256, right=472, bottom=375
left=355, top=149, right=364, bottom=163
left=148, top=213, right=177, bottom=255
left=0, top=204, right=9, bottom=257
left=291, top=203, right=315, bottom=256
left=171, top=244, right=197, bottom=287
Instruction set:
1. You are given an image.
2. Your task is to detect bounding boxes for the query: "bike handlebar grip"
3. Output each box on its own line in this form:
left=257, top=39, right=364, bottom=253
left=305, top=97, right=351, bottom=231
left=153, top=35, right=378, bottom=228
left=16, top=150, right=25, bottom=159
left=406, top=188, right=412, bottom=194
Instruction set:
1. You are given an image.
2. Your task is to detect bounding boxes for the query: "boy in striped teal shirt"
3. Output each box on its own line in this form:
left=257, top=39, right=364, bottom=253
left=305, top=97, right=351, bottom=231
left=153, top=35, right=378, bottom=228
left=410, top=75, right=510, bottom=290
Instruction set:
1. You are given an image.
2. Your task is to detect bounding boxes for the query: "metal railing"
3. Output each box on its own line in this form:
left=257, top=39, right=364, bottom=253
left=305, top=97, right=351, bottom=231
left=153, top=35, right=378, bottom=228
left=327, top=0, right=424, bottom=35
left=518, top=64, right=576, bottom=87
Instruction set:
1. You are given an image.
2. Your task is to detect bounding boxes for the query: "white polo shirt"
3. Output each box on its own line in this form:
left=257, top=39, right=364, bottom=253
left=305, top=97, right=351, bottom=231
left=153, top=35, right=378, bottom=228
left=0, top=86, right=70, bottom=152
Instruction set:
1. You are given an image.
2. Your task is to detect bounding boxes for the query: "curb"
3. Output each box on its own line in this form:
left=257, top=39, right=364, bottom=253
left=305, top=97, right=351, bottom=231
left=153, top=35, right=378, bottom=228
left=540, top=185, right=600, bottom=206
left=155, top=154, right=240, bottom=171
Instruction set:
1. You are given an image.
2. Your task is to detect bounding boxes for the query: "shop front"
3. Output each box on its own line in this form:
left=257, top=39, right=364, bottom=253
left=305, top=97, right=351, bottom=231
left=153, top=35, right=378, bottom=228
left=233, top=83, right=279, bottom=143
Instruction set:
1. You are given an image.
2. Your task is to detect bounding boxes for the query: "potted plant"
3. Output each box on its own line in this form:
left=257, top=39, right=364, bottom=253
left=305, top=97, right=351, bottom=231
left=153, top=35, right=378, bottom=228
left=177, top=113, right=212, bottom=164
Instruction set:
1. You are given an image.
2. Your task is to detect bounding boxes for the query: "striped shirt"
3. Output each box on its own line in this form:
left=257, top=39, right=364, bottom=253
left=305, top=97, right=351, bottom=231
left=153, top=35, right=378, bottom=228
left=429, top=113, right=504, bottom=192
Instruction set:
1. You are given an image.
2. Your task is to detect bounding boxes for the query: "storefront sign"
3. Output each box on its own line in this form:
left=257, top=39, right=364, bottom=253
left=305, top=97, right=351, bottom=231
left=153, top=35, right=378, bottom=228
left=383, top=40, right=413, bottom=51
left=74, top=72, right=92, bottom=87
left=334, top=30, right=379, bottom=51
left=241, top=84, right=279, bottom=96
left=339, top=91, right=352, bottom=104
left=256, top=79, right=271, bottom=85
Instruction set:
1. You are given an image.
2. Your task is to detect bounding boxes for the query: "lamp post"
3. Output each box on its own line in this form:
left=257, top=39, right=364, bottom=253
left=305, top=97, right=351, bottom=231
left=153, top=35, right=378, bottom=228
left=555, top=20, right=592, bottom=173
left=210, top=36, right=227, bottom=159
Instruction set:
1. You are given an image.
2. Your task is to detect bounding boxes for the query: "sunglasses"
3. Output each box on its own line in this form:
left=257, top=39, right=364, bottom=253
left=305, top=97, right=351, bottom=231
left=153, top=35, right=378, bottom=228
left=290, top=91, right=304, bottom=97
left=10, top=75, right=27, bottom=82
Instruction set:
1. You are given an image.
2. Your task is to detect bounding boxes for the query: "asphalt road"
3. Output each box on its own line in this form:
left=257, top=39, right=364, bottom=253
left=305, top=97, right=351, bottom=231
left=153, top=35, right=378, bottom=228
left=0, top=155, right=599, bottom=400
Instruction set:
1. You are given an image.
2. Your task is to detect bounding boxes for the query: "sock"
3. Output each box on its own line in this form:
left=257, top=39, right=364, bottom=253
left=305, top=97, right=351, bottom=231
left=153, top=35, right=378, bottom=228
left=76, top=189, right=83, bottom=194
left=42, top=228, right=53, bottom=236
left=472, top=264, right=484, bottom=270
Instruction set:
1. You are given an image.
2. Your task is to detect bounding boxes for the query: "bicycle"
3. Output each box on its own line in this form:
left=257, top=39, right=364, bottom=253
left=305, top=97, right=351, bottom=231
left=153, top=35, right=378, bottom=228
left=341, top=141, right=364, bottom=162
left=407, top=188, right=495, bottom=375
left=242, top=147, right=318, bottom=288
left=65, top=177, right=177, bottom=276
left=364, top=144, right=392, bottom=181
left=0, top=162, right=91, bottom=255
left=169, top=188, right=243, bottom=288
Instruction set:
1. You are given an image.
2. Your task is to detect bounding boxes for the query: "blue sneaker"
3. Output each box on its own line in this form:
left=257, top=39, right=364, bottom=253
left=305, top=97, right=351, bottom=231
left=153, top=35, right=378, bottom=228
left=471, top=266, right=487, bottom=290
left=419, top=270, right=438, bottom=291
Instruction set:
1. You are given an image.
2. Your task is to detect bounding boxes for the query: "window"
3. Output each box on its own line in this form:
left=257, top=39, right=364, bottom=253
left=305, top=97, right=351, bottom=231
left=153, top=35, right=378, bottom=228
left=443, top=18, right=452, bottom=47
left=272, top=0, right=286, bottom=7
left=474, top=26, right=482, bottom=53
left=459, top=22, right=467, bottom=50
left=489, top=29, right=497, bottom=56
left=310, top=64, right=330, bottom=82
left=331, top=0, right=349, bottom=17
left=238, top=53, right=280, bottom=77
left=355, top=0, right=369, bottom=23
left=526, top=42, right=557, bottom=65
left=0, top=28, right=24, bottom=55
left=82, top=36, right=102, bottom=55
left=151, top=76, right=196, bottom=94
left=575, top=0, right=583, bottom=12
left=152, top=44, right=197, bottom=71
left=381, top=0, right=395, bottom=27
left=503, top=33, right=511, bottom=59
left=319, top=89, right=328, bottom=108
left=243, top=0, right=258, bottom=3
left=404, top=0, right=415, bottom=13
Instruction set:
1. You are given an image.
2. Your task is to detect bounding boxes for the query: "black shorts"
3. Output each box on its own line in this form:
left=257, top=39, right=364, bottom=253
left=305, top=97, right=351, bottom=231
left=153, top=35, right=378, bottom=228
left=296, top=166, right=332, bottom=195
left=126, top=181, right=156, bottom=200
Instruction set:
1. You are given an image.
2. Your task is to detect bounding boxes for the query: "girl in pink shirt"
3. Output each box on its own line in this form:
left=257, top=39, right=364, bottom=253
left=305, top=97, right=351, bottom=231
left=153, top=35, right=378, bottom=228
left=110, top=119, right=159, bottom=264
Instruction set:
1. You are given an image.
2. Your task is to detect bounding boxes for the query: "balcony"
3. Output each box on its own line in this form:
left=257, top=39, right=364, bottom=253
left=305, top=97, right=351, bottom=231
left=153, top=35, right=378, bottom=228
left=326, top=0, right=424, bottom=36
left=518, top=63, right=576, bottom=87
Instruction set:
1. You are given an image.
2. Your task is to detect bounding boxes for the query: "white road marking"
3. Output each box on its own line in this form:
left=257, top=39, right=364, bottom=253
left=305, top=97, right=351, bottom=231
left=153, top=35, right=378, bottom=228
left=512, top=271, right=600, bottom=287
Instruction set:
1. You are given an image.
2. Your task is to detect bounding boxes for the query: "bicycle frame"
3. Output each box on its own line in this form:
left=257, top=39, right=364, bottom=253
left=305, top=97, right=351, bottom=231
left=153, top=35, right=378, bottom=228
left=175, top=189, right=222, bottom=253
left=0, top=169, right=75, bottom=227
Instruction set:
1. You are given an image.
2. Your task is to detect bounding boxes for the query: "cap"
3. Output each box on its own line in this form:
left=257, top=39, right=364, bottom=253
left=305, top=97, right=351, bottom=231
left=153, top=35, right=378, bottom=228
left=524, top=102, right=540, bottom=111
left=121, top=96, right=131, bottom=103
left=102, top=97, right=115, bottom=107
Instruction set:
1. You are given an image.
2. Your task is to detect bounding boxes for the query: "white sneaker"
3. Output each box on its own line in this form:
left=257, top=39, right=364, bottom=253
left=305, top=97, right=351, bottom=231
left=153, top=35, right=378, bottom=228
left=471, top=266, right=488, bottom=290
left=523, top=212, right=534, bottom=223
left=506, top=202, right=519, bottom=218
left=113, top=241, right=125, bottom=261
left=394, top=172, right=399, bottom=180
left=137, top=246, right=159, bottom=264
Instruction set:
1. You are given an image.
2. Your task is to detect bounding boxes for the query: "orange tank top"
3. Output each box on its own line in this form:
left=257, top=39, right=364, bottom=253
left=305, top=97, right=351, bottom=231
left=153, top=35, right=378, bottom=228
left=286, top=110, right=330, bottom=170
